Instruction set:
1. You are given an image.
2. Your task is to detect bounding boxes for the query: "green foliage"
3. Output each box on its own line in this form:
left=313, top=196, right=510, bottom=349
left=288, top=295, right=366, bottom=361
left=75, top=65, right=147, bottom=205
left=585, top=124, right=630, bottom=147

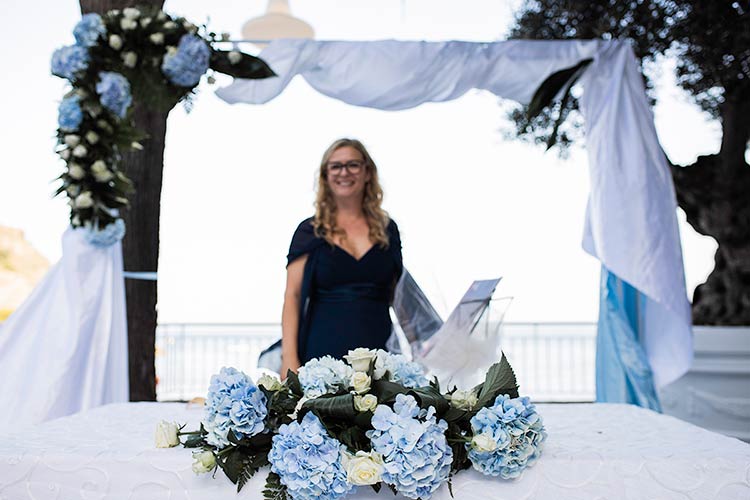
left=263, top=472, right=289, bottom=500
left=506, top=0, right=750, bottom=150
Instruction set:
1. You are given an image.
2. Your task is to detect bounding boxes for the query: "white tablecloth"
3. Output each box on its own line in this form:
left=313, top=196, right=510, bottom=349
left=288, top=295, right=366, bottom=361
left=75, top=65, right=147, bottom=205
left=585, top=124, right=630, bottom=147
left=1, top=402, right=748, bottom=500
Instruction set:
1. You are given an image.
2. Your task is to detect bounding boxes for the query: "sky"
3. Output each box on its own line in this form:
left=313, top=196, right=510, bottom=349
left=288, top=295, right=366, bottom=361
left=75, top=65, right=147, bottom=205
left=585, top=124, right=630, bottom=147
left=0, top=0, right=719, bottom=323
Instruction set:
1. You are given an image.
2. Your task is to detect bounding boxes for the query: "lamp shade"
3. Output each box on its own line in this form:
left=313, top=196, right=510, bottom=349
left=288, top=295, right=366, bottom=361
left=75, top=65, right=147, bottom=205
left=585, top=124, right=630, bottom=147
left=241, top=0, right=314, bottom=43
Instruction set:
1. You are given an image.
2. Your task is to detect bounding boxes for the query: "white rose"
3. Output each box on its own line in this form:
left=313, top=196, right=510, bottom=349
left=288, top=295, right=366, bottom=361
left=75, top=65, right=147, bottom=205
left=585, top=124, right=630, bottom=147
left=149, top=32, right=164, bottom=45
left=163, top=21, right=177, bottom=29
left=350, top=371, right=371, bottom=394
left=122, top=51, right=138, bottom=68
left=64, top=134, right=81, bottom=147
left=449, top=389, right=478, bottom=411
left=373, top=350, right=388, bottom=380
left=156, top=11, right=167, bottom=21
left=344, top=348, right=377, bottom=372
left=342, top=450, right=384, bottom=486
left=183, top=21, right=196, bottom=33
left=72, top=145, right=88, bottom=157
left=123, top=7, right=140, bottom=19
left=131, top=141, right=143, bottom=150
left=154, top=420, right=180, bottom=448
left=66, top=184, right=80, bottom=197
left=120, top=18, right=138, bottom=30
left=257, top=374, right=283, bottom=392
left=191, top=450, right=216, bottom=473
left=227, top=50, right=242, bottom=65
left=166, top=45, right=178, bottom=56
left=72, top=215, right=81, bottom=226
left=108, top=34, right=123, bottom=50
left=91, top=160, right=113, bottom=182
left=85, top=131, right=99, bottom=144
left=59, top=148, right=71, bottom=160
left=68, top=164, right=85, bottom=180
left=140, top=17, right=152, bottom=28
left=471, top=433, right=498, bottom=452
left=74, top=191, right=94, bottom=208
left=353, top=394, right=378, bottom=412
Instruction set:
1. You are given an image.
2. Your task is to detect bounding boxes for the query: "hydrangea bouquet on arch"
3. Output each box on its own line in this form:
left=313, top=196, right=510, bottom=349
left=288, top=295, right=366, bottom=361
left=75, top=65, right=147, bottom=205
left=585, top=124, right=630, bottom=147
left=170, top=349, right=547, bottom=500
left=50, top=6, right=274, bottom=242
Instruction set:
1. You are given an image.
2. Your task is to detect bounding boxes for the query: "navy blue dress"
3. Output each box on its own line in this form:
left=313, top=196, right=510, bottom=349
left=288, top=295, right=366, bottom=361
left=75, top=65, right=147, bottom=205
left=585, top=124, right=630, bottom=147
left=287, top=217, right=403, bottom=363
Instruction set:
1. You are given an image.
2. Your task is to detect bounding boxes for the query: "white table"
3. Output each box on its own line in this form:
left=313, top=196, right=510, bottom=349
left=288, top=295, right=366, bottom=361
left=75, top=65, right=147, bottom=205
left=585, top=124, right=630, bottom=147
left=1, top=402, right=748, bottom=500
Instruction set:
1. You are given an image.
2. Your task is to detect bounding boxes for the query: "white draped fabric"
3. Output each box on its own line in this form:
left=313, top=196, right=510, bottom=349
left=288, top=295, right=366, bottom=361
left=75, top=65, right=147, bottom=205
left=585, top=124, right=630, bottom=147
left=2, top=402, right=748, bottom=499
left=217, top=39, right=692, bottom=387
left=0, top=228, right=128, bottom=427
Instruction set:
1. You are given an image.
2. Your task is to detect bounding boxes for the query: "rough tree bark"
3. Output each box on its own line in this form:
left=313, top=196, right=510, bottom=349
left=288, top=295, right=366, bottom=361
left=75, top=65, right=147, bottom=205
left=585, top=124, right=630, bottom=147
left=79, top=0, right=167, bottom=400
left=670, top=93, right=750, bottom=325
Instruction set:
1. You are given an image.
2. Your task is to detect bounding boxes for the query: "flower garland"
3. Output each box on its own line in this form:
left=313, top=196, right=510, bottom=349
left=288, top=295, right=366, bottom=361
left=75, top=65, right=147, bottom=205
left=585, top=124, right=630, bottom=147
left=158, top=349, right=547, bottom=499
left=50, top=7, right=274, bottom=242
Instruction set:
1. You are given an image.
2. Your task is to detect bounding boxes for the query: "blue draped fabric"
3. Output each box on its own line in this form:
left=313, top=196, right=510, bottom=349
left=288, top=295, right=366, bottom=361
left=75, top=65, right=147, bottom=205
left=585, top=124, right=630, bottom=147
left=596, top=266, right=662, bottom=411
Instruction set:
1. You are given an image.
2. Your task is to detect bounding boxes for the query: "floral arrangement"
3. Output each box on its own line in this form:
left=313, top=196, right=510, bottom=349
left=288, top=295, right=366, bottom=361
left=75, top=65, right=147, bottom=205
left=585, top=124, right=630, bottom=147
left=50, top=6, right=274, bottom=241
left=159, top=349, right=546, bottom=499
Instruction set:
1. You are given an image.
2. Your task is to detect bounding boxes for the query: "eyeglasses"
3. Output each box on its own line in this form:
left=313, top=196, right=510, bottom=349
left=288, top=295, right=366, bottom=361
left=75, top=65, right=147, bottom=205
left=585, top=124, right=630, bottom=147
left=326, top=160, right=366, bottom=175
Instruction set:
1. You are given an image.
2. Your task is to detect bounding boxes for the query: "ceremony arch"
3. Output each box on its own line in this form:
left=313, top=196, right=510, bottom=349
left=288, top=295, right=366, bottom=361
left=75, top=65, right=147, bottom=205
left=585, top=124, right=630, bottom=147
left=0, top=37, right=692, bottom=427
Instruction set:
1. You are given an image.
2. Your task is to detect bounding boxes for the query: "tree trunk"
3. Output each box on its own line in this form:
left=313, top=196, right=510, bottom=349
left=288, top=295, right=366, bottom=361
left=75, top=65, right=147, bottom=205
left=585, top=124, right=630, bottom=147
left=670, top=93, right=750, bottom=325
left=80, top=0, right=167, bottom=400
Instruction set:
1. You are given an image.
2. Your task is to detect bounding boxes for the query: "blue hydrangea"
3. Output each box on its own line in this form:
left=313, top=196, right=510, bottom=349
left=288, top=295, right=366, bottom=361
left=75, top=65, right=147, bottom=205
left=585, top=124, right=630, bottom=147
left=383, top=353, right=430, bottom=388
left=467, top=394, right=546, bottom=479
left=203, top=367, right=268, bottom=448
left=58, top=95, right=84, bottom=131
left=73, top=13, right=106, bottom=47
left=96, top=71, right=132, bottom=119
left=268, top=412, right=353, bottom=500
left=84, top=219, right=126, bottom=247
left=367, top=394, right=452, bottom=499
left=298, top=356, right=354, bottom=398
left=51, top=45, right=89, bottom=81
left=161, top=34, right=211, bottom=87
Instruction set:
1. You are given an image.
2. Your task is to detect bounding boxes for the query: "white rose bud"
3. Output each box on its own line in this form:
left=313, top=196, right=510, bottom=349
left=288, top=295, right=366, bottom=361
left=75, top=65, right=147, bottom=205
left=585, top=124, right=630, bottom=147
left=227, top=50, right=242, bottom=65
left=85, top=131, right=99, bottom=144
left=351, top=371, right=371, bottom=394
left=257, top=374, right=283, bottom=392
left=449, top=389, right=478, bottom=411
left=131, top=141, right=144, bottom=150
left=108, top=34, right=123, bottom=50
left=344, top=348, right=377, bottom=372
left=122, top=51, right=138, bottom=68
left=76, top=88, right=89, bottom=98
left=183, top=21, right=196, bottom=33
left=68, top=164, right=85, bottom=180
left=120, top=18, right=138, bottom=30
left=59, top=148, right=71, bottom=160
left=72, top=215, right=81, bottom=226
left=353, top=394, right=378, bottom=412
left=66, top=184, right=80, bottom=197
left=74, top=191, right=94, bottom=209
left=471, top=433, right=498, bottom=452
left=72, top=145, right=88, bottom=158
left=91, top=159, right=107, bottom=174
left=191, top=450, right=216, bottom=474
left=140, top=17, right=152, bottom=28
left=163, top=21, right=177, bottom=29
left=149, top=32, right=165, bottom=45
left=123, top=7, right=140, bottom=19
left=64, top=134, right=81, bottom=147
left=166, top=45, right=178, bottom=56
left=154, top=420, right=180, bottom=448
left=156, top=11, right=167, bottom=21
left=342, top=451, right=384, bottom=486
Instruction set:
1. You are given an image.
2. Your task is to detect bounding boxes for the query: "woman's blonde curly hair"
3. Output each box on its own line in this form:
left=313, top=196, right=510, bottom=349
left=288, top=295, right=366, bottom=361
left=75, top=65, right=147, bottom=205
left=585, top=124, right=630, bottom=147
left=313, top=138, right=390, bottom=248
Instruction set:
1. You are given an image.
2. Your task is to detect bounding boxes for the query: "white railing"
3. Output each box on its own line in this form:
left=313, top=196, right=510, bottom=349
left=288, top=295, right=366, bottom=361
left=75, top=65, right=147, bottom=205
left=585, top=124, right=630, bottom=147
left=155, top=322, right=597, bottom=402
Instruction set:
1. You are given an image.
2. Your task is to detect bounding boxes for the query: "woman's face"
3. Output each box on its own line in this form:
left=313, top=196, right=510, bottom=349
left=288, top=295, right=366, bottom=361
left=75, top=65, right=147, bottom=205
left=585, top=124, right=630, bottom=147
left=325, top=146, right=371, bottom=202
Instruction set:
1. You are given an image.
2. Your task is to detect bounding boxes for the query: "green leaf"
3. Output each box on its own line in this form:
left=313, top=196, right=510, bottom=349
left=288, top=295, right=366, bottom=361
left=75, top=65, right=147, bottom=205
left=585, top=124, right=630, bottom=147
left=183, top=433, right=205, bottom=448
left=219, top=447, right=245, bottom=484
left=371, top=482, right=382, bottom=494
left=408, top=386, right=450, bottom=415
left=475, top=353, right=519, bottom=409
left=210, top=51, right=277, bottom=79
left=286, top=371, right=303, bottom=397
left=300, top=394, right=356, bottom=419
left=370, top=379, right=409, bottom=404
left=263, top=472, right=289, bottom=500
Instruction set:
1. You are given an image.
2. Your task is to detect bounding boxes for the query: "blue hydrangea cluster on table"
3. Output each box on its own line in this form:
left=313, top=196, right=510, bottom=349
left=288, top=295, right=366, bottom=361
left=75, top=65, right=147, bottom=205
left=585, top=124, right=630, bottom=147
left=174, top=348, right=545, bottom=500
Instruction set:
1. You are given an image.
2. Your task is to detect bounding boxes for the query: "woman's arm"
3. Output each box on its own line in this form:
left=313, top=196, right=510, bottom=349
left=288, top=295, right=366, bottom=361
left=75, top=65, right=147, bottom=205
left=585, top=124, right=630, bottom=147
left=280, top=255, right=307, bottom=379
